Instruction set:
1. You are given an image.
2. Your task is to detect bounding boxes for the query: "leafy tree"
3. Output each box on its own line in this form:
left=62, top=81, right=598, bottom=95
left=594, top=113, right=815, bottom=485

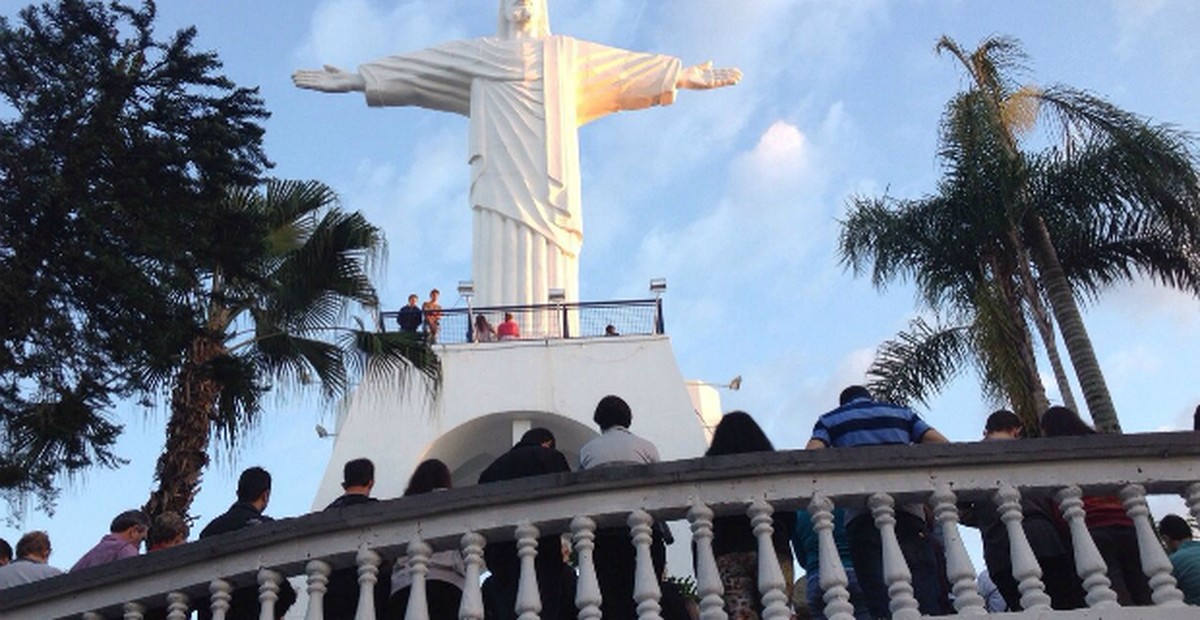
left=144, top=180, right=438, bottom=519
left=0, top=0, right=268, bottom=511
left=842, top=36, right=1200, bottom=433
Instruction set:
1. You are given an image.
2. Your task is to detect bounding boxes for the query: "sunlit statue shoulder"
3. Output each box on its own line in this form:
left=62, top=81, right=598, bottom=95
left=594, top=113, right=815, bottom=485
left=294, top=0, right=741, bottom=310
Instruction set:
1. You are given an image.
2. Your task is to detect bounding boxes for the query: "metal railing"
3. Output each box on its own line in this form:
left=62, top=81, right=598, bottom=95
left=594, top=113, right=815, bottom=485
left=3, top=432, right=1199, bottom=619
left=380, top=298, right=665, bottom=344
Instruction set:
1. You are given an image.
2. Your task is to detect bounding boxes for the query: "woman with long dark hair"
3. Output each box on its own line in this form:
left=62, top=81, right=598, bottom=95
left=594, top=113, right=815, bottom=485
left=1041, top=406, right=1151, bottom=606
left=387, top=459, right=464, bottom=620
left=702, top=412, right=794, bottom=620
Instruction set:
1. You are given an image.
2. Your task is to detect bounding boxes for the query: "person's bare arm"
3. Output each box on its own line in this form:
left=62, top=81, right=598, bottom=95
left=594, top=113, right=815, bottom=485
left=920, top=428, right=950, bottom=444
left=805, top=438, right=828, bottom=450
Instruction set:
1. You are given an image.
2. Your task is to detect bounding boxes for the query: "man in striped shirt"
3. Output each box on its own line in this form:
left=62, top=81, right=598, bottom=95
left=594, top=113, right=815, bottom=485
left=806, top=385, right=948, bottom=618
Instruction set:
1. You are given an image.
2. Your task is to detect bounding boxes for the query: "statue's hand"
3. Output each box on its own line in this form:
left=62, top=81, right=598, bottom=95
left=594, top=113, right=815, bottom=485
left=677, top=61, right=743, bottom=90
left=292, top=65, right=366, bottom=93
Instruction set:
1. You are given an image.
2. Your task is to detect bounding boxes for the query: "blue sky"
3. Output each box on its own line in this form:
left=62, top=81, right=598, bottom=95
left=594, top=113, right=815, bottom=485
left=3, top=0, right=1199, bottom=571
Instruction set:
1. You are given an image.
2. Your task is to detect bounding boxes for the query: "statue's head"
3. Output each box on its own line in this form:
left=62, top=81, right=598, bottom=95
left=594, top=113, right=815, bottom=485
left=497, top=0, right=550, bottom=39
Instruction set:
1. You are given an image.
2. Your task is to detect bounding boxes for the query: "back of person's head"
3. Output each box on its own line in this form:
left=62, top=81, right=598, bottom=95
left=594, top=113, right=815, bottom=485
left=147, top=512, right=190, bottom=550
left=1194, top=404, right=1199, bottom=431
left=504, top=312, right=514, bottom=321
left=839, top=385, right=872, bottom=406
left=16, top=531, right=51, bottom=559
left=0, top=537, right=12, bottom=564
left=236, top=466, right=272, bottom=502
left=519, top=427, right=556, bottom=449
left=110, top=509, right=150, bottom=534
left=593, top=395, right=632, bottom=430
left=342, top=458, right=375, bottom=489
left=1160, top=514, right=1193, bottom=542
left=984, top=410, right=1023, bottom=435
left=405, top=458, right=453, bottom=496
left=1040, top=406, right=1095, bottom=437
left=707, top=411, right=775, bottom=456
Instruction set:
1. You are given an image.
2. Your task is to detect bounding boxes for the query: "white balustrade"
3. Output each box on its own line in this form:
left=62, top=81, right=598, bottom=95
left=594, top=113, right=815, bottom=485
left=571, top=516, right=603, bottom=620
left=514, top=522, right=542, bottom=620
left=460, top=532, right=487, bottom=620
left=305, top=559, right=331, bottom=620
left=748, top=499, right=789, bottom=620
left=210, top=578, right=233, bottom=620
left=81, top=613, right=104, bottom=620
left=930, top=485, right=986, bottom=615
left=1120, top=483, right=1185, bottom=606
left=165, top=591, right=189, bottom=620
left=629, top=509, right=664, bottom=620
left=356, top=544, right=382, bottom=620
left=1055, top=485, right=1119, bottom=608
left=995, top=484, right=1052, bottom=612
left=869, top=493, right=920, bottom=620
left=122, top=601, right=145, bottom=620
left=404, top=539, right=433, bottom=620
left=688, top=501, right=728, bottom=620
left=808, top=494, right=854, bottom=620
left=258, top=569, right=282, bottom=620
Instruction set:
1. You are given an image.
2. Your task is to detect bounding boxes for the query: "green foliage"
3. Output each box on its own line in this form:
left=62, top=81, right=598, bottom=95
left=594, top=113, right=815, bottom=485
left=0, top=0, right=269, bottom=512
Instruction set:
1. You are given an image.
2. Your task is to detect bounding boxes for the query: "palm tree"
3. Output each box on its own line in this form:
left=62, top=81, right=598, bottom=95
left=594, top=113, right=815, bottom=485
left=843, top=36, right=1200, bottom=433
left=143, top=180, right=438, bottom=519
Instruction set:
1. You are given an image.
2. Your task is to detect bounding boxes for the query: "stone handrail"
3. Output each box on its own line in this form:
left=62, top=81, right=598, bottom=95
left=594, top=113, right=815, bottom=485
left=2, top=432, right=1199, bottom=619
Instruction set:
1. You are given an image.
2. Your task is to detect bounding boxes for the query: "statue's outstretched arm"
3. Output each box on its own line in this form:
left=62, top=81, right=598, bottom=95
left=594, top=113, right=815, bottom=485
left=292, top=65, right=367, bottom=93
left=676, top=61, right=742, bottom=90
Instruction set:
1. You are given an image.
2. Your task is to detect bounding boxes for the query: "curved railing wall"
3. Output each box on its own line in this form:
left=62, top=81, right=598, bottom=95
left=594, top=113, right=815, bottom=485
left=2, top=432, right=1199, bottom=619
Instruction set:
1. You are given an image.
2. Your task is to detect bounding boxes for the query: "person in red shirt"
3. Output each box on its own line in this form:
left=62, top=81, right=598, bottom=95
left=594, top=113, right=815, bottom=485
left=496, top=312, right=520, bottom=340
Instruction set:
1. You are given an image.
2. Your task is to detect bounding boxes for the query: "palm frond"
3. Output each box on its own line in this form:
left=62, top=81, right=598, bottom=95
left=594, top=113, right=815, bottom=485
left=866, top=317, right=973, bottom=408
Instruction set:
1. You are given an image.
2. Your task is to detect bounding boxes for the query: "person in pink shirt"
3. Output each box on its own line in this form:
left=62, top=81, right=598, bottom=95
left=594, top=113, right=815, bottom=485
left=496, top=312, right=520, bottom=340
left=71, top=510, right=149, bottom=572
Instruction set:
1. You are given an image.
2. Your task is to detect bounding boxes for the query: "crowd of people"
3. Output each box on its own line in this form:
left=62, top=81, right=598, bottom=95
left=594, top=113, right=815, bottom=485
left=1, top=389, right=1198, bottom=620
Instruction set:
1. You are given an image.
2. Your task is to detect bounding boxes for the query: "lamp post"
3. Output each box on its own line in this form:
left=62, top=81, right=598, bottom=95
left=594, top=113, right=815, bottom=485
left=649, top=278, right=667, bottom=334
left=458, top=280, right=475, bottom=342
left=548, top=287, right=567, bottom=338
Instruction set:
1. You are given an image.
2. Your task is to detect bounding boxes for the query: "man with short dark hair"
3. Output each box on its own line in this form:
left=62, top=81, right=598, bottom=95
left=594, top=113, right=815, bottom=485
left=423, top=289, right=443, bottom=342
left=147, top=512, right=190, bottom=552
left=0, top=531, right=62, bottom=589
left=479, top=428, right=571, bottom=620
left=806, top=386, right=949, bottom=618
left=199, top=467, right=295, bottom=619
left=578, top=395, right=668, bottom=620
left=326, top=458, right=378, bottom=509
left=1160, top=514, right=1200, bottom=605
left=398, top=294, right=422, bottom=333
left=71, top=509, right=150, bottom=571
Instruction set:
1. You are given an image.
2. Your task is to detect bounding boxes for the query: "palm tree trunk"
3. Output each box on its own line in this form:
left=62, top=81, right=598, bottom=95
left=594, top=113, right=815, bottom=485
left=1025, top=214, right=1121, bottom=433
left=1014, top=238, right=1079, bottom=412
left=991, top=254, right=1050, bottom=428
left=144, top=333, right=224, bottom=519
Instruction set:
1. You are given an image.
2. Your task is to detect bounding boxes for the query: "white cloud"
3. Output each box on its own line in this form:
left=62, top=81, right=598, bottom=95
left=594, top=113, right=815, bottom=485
left=294, top=0, right=470, bottom=67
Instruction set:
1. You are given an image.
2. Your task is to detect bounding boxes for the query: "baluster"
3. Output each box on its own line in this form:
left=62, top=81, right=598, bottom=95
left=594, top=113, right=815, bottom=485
left=305, top=559, right=331, bottom=620
left=994, top=484, right=1051, bottom=611
left=460, top=532, right=487, bottom=620
left=357, top=544, right=382, bottom=620
left=747, top=500, right=789, bottom=620
left=808, top=494, right=854, bottom=620
left=629, top=510, right=663, bottom=620
left=515, top=522, right=543, bottom=620
left=1055, top=485, right=1119, bottom=608
left=1121, top=484, right=1186, bottom=606
left=123, top=601, right=145, bottom=620
left=1186, top=482, right=1200, bottom=524
left=571, top=516, right=603, bottom=620
left=405, top=539, right=433, bottom=620
left=258, top=568, right=282, bottom=620
left=868, top=493, right=920, bottom=620
left=688, top=501, right=727, bottom=620
left=165, top=592, right=190, bottom=620
left=929, top=485, right=985, bottom=615
left=210, top=578, right=233, bottom=620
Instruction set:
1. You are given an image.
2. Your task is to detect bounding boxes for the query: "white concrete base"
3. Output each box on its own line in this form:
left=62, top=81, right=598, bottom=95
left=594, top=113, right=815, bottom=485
left=313, top=334, right=715, bottom=506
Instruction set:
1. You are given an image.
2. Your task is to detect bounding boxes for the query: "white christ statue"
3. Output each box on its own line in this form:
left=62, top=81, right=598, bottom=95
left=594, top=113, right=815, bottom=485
left=294, top=0, right=741, bottom=313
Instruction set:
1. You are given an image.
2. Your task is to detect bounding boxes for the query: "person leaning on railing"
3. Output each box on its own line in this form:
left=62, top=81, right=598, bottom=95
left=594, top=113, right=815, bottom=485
left=0, top=531, right=62, bottom=590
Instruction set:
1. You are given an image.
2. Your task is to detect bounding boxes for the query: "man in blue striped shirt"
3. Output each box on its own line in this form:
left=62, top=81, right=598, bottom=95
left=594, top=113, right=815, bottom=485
left=806, top=385, right=948, bottom=618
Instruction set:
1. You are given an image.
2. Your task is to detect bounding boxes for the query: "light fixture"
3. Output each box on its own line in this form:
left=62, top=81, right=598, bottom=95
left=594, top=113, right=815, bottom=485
left=727, top=375, right=742, bottom=391
left=548, top=288, right=566, bottom=302
left=648, top=278, right=667, bottom=294
left=457, top=280, right=475, bottom=298
left=315, top=424, right=337, bottom=439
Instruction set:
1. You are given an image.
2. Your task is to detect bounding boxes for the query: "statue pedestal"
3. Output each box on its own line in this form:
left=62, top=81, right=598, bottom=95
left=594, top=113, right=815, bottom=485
left=314, top=334, right=716, bottom=503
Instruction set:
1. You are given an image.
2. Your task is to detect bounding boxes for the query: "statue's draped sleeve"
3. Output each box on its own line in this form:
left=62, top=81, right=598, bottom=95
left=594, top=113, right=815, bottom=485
left=357, top=40, right=491, bottom=116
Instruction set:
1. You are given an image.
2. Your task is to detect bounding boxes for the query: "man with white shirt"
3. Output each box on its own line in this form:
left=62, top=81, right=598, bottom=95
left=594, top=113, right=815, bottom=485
left=579, top=395, right=659, bottom=469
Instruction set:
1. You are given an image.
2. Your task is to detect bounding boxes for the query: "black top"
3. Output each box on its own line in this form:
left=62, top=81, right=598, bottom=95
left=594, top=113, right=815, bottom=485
left=324, top=493, right=378, bottom=510
left=478, top=442, right=571, bottom=484
left=199, top=501, right=273, bottom=539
